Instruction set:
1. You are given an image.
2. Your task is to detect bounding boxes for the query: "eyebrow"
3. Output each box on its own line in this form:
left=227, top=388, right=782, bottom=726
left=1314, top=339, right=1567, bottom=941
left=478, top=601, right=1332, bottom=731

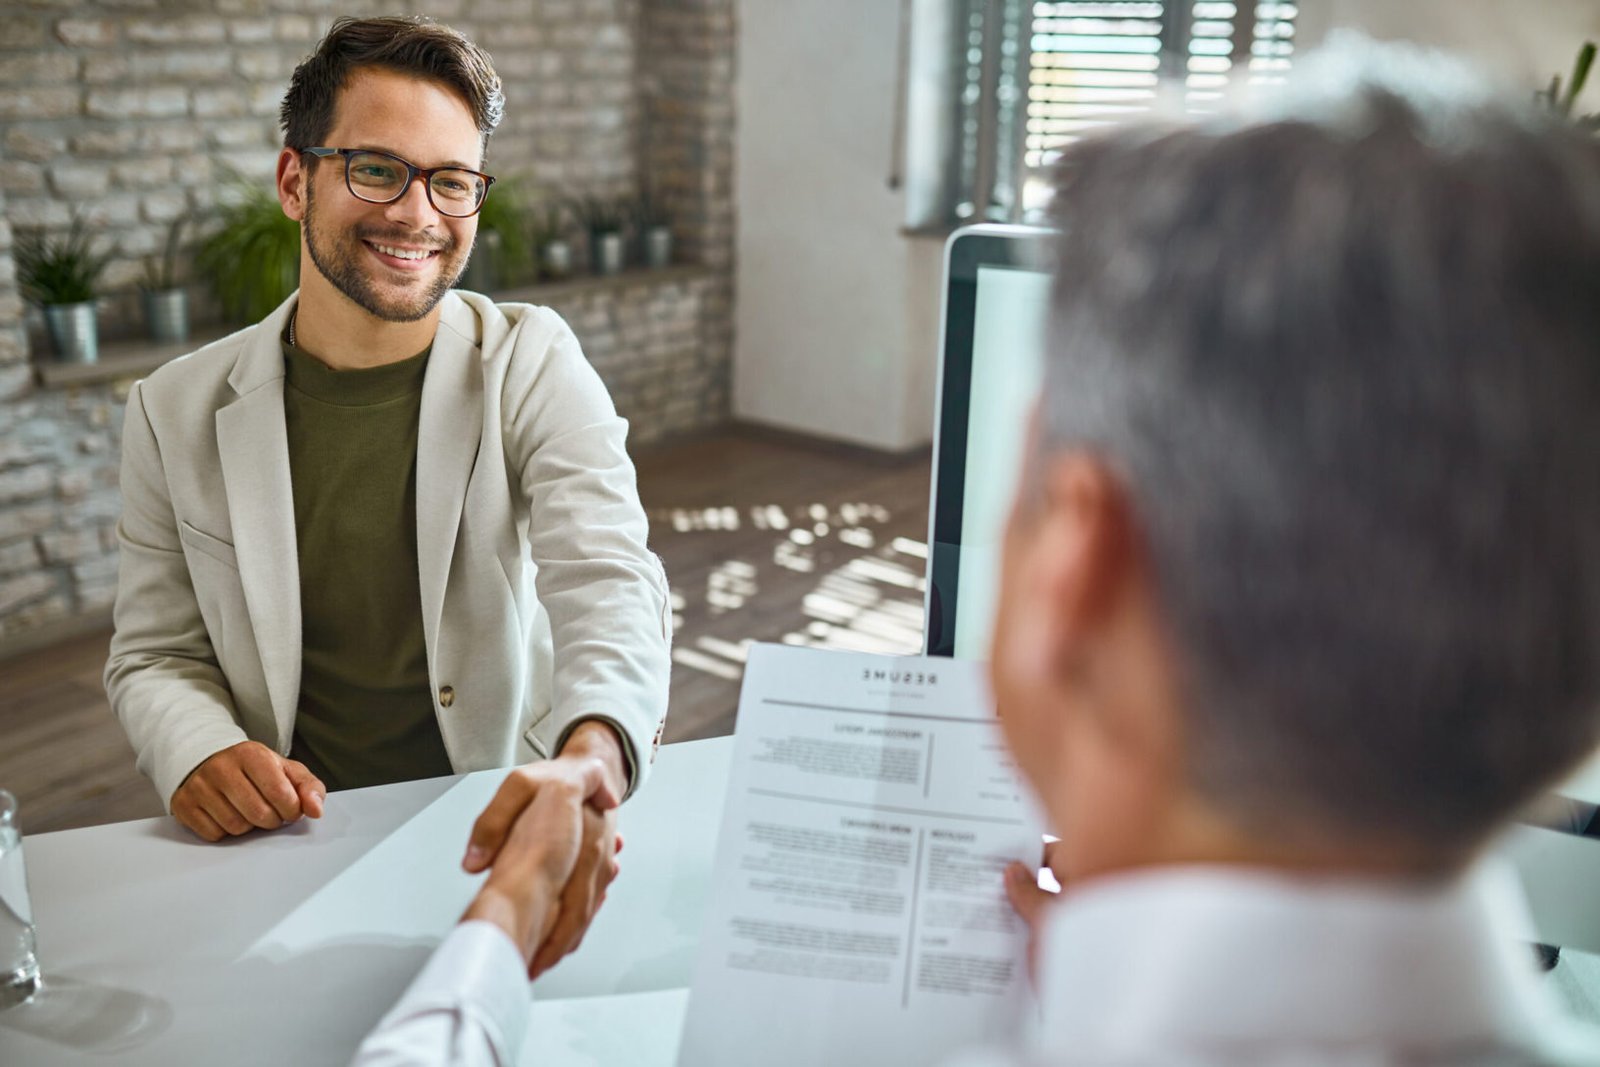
left=352, top=145, right=482, bottom=171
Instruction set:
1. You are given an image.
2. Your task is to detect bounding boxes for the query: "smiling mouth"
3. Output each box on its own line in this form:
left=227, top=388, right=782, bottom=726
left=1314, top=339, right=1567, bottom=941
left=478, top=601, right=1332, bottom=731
left=364, top=240, right=443, bottom=265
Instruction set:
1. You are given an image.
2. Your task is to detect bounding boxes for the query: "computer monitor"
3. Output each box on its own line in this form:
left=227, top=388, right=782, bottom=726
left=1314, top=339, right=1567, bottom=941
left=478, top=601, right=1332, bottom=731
left=921, top=225, right=1600, bottom=955
left=923, top=225, right=1053, bottom=661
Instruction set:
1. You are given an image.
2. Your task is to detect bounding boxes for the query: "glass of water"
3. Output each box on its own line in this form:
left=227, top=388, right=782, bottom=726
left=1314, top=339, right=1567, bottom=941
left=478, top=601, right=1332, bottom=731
left=0, top=789, right=39, bottom=1008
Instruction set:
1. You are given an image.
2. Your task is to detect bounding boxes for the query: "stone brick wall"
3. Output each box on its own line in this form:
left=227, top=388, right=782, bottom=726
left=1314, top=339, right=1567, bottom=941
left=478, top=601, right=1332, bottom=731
left=640, top=0, right=735, bottom=434
left=0, top=0, right=649, bottom=335
left=546, top=270, right=724, bottom=444
left=0, top=0, right=738, bottom=652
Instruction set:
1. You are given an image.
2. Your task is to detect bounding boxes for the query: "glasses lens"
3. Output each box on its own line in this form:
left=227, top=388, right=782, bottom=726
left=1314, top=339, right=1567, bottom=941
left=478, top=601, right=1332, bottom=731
left=429, top=170, right=486, bottom=216
left=345, top=152, right=406, bottom=201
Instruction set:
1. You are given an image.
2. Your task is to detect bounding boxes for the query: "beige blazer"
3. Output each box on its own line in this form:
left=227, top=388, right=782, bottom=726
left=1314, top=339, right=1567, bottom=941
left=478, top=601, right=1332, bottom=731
left=105, top=291, right=672, bottom=808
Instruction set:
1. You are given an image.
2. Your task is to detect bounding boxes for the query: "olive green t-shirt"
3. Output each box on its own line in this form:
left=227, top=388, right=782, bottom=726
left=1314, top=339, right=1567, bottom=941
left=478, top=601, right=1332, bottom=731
left=282, top=339, right=453, bottom=791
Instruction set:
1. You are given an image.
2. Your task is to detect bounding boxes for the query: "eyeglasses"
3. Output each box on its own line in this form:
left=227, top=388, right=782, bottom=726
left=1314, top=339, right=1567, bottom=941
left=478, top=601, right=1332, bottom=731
left=299, top=147, right=496, bottom=218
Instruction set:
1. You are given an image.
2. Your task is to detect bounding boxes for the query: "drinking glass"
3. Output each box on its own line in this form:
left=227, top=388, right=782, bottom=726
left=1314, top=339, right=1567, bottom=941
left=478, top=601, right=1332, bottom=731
left=0, top=789, right=39, bottom=1008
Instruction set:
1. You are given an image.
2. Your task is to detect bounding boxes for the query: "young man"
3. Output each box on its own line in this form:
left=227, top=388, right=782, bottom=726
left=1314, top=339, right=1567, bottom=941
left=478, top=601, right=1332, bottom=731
left=355, top=46, right=1600, bottom=1065
left=105, top=17, right=669, bottom=975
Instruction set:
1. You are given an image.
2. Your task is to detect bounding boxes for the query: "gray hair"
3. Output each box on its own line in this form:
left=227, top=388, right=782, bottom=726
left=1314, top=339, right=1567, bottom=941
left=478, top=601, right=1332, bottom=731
left=1040, top=44, right=1600, bottom=851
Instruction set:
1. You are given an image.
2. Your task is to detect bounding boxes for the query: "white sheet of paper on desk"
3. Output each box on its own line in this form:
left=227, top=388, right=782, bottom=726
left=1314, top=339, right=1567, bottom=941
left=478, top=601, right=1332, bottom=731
left=678, top=644, right=1044, bottom=1067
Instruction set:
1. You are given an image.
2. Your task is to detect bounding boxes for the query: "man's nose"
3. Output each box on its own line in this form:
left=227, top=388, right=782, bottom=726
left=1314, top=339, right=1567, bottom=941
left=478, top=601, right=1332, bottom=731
left=383, top=174, right=439, bottom=230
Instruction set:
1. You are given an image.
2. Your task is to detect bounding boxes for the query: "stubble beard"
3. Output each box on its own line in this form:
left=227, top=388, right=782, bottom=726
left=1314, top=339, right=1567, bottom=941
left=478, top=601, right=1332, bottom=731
left=302, top=172, right=470, bottom=324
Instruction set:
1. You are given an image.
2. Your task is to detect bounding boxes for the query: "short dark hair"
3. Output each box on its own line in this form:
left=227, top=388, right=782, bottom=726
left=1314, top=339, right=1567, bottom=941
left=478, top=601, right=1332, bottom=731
left=280, top=15, right=504, bottom=155
left=1040, top=53, right=1600, bottom=853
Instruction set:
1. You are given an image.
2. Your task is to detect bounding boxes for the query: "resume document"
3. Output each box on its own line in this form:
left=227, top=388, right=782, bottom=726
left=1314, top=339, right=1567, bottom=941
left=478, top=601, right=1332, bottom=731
left=678, top=644, right=1044, bottom=1067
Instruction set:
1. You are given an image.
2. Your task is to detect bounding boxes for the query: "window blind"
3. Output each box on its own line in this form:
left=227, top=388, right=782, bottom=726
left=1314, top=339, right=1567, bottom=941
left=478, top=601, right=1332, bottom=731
left=921, top=1, right=1299, bottom=226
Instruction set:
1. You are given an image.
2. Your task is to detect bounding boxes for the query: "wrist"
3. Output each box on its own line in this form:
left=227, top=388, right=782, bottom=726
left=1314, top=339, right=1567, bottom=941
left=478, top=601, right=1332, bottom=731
left=463, top=882, right=556, bottom=962
left=558, top=719, right=628, bottom=798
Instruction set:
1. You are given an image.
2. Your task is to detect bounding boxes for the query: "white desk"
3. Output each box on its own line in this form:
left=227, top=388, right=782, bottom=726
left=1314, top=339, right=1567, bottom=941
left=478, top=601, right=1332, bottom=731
left=2, top=737, right=1598, bottom=1065
left=0, top=737, right=732, bottom=1066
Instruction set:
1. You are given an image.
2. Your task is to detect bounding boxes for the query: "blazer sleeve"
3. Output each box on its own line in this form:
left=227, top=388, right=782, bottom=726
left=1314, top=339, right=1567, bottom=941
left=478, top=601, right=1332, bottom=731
left=103, top=380, right=249, bottom=809
left=499, top=310, right=672, bottom=799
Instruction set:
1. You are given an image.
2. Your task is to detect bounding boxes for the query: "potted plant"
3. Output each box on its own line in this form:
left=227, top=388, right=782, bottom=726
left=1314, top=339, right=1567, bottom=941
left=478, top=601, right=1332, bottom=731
left=1537, top=41, right=1599, bottom=132
left=636, top=188, right=673, bottom=269
left=462, top=179, right=533, bottom=292
left=197, top=171, right=300, bottom=324
left=140, top=215, right=190, bottom=344
left=576, top=195, right=629, bottom=276
left=531, top=202, right=573, bottom=281
left=15, top=216, right=109, bottom=364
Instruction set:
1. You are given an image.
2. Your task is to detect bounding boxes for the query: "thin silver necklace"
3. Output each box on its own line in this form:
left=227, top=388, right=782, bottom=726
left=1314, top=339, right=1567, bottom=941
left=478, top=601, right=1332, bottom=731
left=287, top=309, right=298, bottom=347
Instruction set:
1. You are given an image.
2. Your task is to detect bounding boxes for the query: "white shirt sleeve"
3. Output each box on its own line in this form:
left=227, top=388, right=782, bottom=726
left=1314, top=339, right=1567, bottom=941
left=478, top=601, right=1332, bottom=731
left=351, top=921, right=532, bottom=1067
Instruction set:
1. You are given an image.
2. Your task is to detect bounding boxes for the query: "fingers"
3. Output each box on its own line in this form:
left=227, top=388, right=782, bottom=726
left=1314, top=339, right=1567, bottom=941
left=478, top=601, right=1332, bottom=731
left=1004, top=860, right=1056, bottom=930
left=170, top=742, right=324, bottom=841
left=463, top=758, right=621, bottom=874
left=464, top=771, right=535, bottom=872
left=282, top=760, right=326, bottom=819
left=186, top=777, right=255, bottom=837
left=528, top=806, right=615, bottom=978
left=239, top=750, right=306, bottom=826
left=173, top=796, right=227, bottom=842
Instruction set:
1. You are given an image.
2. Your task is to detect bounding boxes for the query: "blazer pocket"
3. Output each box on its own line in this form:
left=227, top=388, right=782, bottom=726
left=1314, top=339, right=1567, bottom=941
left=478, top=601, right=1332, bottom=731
left=179, top=521, right=239, bottom=570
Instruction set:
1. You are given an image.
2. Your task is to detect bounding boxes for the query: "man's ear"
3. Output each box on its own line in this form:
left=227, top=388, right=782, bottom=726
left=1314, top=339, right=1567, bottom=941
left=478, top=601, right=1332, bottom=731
left=276, top=148, right=307, bottom=221
left=1030, top=453, right=1134, bottom=673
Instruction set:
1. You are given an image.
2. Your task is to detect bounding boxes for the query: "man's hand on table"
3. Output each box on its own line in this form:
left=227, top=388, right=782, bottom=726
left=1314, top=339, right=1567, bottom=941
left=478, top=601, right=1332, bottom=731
left=171, top=740, right=326, bottom=842
left=461, top=754, right=621, bottom=967
left=463, top=719, right=629, bottom=977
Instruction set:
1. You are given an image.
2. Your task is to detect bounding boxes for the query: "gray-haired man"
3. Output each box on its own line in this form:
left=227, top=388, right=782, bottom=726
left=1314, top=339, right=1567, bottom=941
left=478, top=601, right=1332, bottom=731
left=357, top=45, right=1600, bottom=1066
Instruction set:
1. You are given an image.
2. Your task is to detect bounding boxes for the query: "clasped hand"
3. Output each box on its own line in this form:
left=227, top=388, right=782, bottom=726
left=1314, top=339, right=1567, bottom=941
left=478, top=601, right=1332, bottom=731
left=461, top=754, right=624, bottom=976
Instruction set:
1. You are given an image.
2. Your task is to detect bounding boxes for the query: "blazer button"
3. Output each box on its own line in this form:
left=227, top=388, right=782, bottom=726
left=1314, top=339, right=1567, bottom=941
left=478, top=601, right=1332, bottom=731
left=439, top=685, right=455, bottom=708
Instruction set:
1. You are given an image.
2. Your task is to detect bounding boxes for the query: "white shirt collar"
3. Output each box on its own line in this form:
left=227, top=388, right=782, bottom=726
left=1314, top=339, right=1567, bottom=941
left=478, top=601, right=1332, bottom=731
left=1029, top=862, right=1580, bottom=1060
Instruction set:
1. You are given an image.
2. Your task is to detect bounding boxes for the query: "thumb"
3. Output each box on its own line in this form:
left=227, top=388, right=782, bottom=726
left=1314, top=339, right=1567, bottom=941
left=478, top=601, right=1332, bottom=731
left=283, top=759, right=326, bottom=819
left=1004, top=861, right=1055, bottom=930
left=573, top=757, right=621, bottom=812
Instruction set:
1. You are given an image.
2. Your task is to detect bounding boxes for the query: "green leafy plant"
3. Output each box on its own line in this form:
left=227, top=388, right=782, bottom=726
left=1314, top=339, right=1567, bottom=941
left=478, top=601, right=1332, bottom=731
left=573, top=195, right=630, bottom=238
left=15, top=216, right=110, bottom=306
left=141, top=214, right=189, bottom=292
left=1536, top=40, right=1599, bottom=133
left=475, top=179, right=535, bottom=284
left=197, top=171, right=300, bottom=323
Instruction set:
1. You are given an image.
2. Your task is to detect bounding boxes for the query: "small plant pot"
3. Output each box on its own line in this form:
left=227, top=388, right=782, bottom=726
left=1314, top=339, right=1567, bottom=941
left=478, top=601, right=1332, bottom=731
left=591, top=231, right=625, bottom=276
left=43, top=301, right=98, bottom=364
left=540, top=239, right=573, bottom=281
left=142, top=287, right=189, bottom=344
left=644, top=225, right=673, bottom=269
left=460, top=230, right=501, bottom=293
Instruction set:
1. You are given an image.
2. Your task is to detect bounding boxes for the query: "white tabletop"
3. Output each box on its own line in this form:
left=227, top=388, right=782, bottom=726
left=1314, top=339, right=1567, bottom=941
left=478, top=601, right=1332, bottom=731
left=0, top=737, right=732, bottom=1066
left=3, top=735, right=1598, bottom=1065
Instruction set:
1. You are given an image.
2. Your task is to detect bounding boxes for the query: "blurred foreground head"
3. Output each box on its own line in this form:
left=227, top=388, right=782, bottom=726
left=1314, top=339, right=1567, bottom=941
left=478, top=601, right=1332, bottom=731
left=999, top=41, right=1600, bottom=873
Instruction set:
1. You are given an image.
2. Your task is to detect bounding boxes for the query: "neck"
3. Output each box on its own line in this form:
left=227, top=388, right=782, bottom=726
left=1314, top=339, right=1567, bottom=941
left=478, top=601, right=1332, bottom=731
left=292, top=282, right=441, bottom=370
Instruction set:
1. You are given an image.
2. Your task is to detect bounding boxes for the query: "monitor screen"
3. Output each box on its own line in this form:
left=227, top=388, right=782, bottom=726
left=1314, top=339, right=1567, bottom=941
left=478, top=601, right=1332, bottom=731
left=952, top=264, right=1050, bottom=660
left=925, top=227, right=1053, bottom=660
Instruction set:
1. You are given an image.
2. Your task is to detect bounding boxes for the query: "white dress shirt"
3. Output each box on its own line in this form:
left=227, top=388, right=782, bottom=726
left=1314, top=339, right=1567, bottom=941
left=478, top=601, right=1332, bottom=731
left=354, top=865, right=1600, bottom=1066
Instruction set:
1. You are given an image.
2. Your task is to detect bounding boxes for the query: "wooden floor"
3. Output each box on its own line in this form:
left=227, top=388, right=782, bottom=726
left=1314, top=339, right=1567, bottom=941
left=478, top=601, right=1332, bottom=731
left=0, top=427, right=931, bottom=834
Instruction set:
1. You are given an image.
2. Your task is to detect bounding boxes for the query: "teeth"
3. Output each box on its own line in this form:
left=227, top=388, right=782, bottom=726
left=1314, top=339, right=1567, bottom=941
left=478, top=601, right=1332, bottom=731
left=372, top=243, right=432, bottom=260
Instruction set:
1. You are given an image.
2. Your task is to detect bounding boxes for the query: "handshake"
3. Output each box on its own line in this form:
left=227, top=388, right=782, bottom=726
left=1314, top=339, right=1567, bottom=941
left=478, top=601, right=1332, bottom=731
left=172, top=724, right=629, bottom=978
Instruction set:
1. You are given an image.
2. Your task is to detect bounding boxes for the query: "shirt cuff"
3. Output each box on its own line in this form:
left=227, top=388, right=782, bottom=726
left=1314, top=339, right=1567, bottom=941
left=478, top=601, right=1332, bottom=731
left=366, top=921, right=531, bottom=1065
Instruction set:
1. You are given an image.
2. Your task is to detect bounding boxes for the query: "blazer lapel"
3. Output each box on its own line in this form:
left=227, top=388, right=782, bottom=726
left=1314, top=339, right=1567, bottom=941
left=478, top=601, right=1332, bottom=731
left=216, top=296, right=302, bottom=748
left=415, top=293, right=487, bottom=667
